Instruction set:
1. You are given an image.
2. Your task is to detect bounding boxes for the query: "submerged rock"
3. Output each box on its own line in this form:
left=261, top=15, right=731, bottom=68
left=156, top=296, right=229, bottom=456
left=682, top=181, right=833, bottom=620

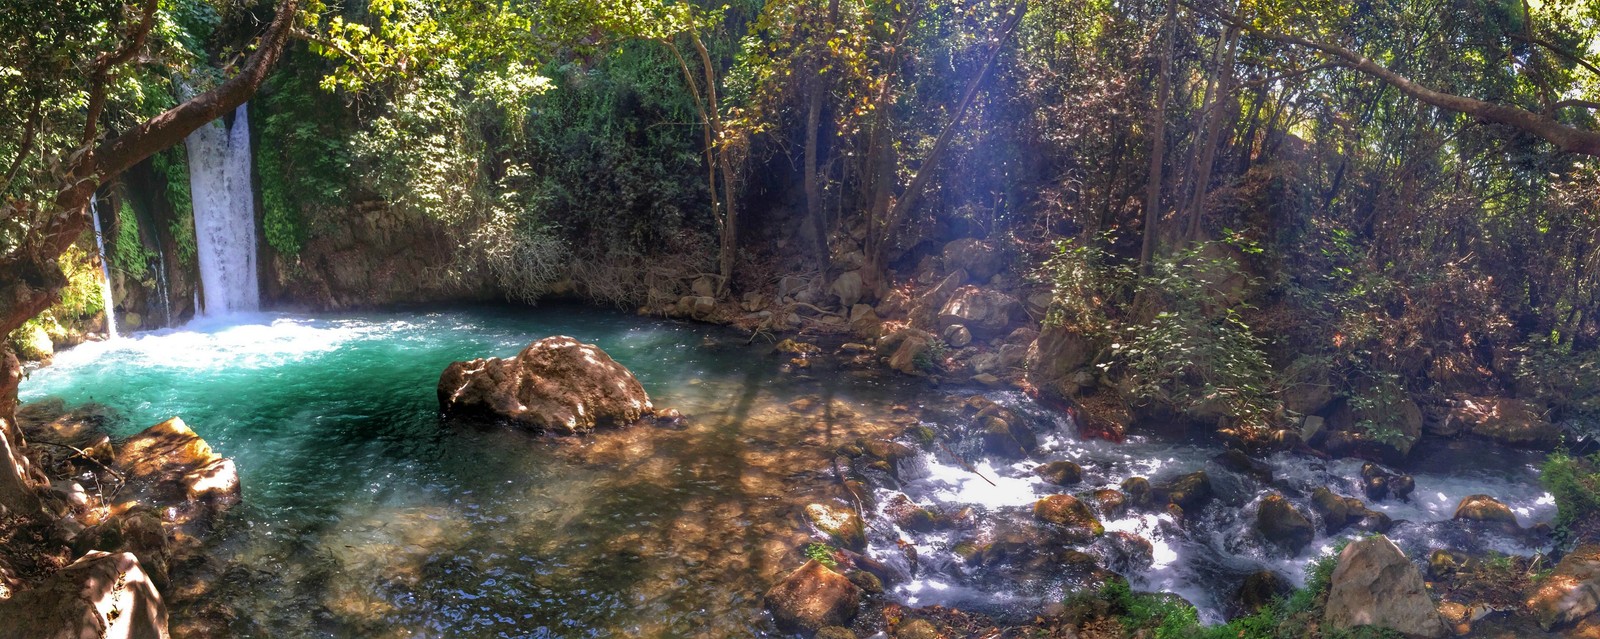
left=114, top=417, right=240, bottom=535
left=1324, top=535, right=1448, bottom=638
left=1525, top=544, right=1600, bottom=630
left=1256, top=494, right=1314, bottom=555
left=0, top=550, right=169, bottom=639
left=437, top=336, right=653, bottom=434
left=764, top=560, right=862, bottom=632
left=894, top=618, right=944, bottom=639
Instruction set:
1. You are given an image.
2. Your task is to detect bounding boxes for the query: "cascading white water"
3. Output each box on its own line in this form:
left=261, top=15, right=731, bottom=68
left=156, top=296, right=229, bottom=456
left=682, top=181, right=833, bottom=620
left=186, top=103, right=259, bottom=316
left=88, top=195, right=119, bottom=339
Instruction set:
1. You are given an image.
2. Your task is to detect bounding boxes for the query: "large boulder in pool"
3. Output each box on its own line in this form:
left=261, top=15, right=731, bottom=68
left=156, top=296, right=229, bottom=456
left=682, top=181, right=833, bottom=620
left=0, top=550, right=169, bottom=639
left=438, top=336, right=654, bottom=434
left=1323, top=535, right=1448, bottom=638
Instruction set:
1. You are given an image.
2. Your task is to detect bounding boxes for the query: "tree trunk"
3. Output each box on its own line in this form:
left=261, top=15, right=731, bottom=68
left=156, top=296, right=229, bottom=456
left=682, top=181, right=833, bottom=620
left=1137, top=0, right=1178, bottom=275
left=0, top=0, right=300, bottom=516
left=868, top=1, right=1026, bottom=282
left=1183, top=29, right=1239, bottom=242
left=805, top=71, right=831, bottom=273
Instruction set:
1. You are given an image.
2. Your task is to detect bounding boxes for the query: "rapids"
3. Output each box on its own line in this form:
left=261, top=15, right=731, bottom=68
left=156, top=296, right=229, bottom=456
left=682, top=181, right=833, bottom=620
left=18, top=306, right=1557, bottom=635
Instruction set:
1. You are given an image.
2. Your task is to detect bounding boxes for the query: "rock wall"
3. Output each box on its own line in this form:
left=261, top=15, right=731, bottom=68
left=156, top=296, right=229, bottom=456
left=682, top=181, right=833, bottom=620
left=264, top=200, right=492, bottom=311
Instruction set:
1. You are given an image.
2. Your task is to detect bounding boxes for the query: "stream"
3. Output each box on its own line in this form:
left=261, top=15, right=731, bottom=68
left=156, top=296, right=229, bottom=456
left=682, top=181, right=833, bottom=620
left=18, top=305, right=1558, bottom=636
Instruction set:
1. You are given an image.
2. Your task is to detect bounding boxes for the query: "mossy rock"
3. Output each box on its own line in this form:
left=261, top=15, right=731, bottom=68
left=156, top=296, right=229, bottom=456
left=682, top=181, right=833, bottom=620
left=1453, top=494, right=1520, bottom=528
left=1033, top=494, right=1105, bottom=536
left=1033, top=460, right=1083, bottom=485
left=816, top=627, right=858, bottom=639
left=894, top=618, right=943, bottom=639
left=1120, top=476, right=1153, bottom=508
left=805, top=502, right=867, bottom=550
left=1159, top=471, right=1212, bottom=511
left=1256, top=494, right=1314, bottom=555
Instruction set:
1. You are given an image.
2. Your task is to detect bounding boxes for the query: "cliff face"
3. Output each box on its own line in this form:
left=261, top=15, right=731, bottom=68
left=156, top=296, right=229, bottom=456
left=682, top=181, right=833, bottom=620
left=263, top=200, right=493, bottom=311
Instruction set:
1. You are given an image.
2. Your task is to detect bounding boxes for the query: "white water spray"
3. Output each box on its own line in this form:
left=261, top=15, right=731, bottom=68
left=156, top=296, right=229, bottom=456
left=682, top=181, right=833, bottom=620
left=89, top=195, right=119, bottom=339
left=186, top=103, right=259, bottom=316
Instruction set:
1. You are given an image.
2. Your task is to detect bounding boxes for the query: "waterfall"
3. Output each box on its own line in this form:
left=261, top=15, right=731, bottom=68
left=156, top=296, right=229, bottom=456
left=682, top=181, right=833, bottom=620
left=89, top=195, right=119, bottom=339
left=154, top=246, right=172, bottom=327
left=186, top=103, right=259, bottom=316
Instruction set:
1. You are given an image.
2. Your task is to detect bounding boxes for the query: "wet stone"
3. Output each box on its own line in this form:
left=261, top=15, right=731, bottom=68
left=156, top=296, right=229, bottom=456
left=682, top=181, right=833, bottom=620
left=1033, top=460, right=1083, bottom=486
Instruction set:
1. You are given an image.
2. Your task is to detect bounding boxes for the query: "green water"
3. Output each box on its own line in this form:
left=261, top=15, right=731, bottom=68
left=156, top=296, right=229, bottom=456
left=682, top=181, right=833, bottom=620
left=21, top=305, right=910, bottom=637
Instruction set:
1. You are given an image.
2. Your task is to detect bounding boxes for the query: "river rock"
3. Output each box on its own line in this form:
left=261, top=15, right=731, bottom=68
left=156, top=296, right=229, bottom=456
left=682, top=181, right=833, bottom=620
left=1158, top=471, right=1212, bottom=511
left=437, top=336, right=653, bottom=434
left=1256, top=494, right=1314, bottom=555
left=805, top=502, right=866, bottom=550
left=937, top=286, right=1018, bottom=338
left=764, top=560, right=862, bottom=632
left=1444, top=396, right=1560, bottom=450
left=1525, top=544, right=1600, bottom=630
left=831, top=270, right=865, bottom=308
left=1324, top=535, right=1448, bottom=638
left=1033, top=461, right=1083, bottom=486
left=942, top=324, right=972, bottom=348
left=1325, top=395, right=1424, bottom=463
left=1104, top=531, right=1154, bottom=572
left=1033, top=495, right=1104, bottom=536
left=1236, top=570, right=1292, bottom=615
left=0, top=550, right=169, bottom=639
left=114, top=417, right=240, bottom=534
left=884, top=493, right=936, bottom=533
left=888, top=333, right=932, bottom=375
left=1121, top=477, right=1153, bottom=508
left=1024, top=326, right=1096, bottom=399
left=1452, top=494, right=1520, bottom=529
left=1311, top=487, right=1362, bottom=534
left=1083, top=488, right=1127, bottom=519
left=981, top=415, right=1034, bottom=459
left=943, top=238, right=1004, bottom=280
left=910, top=270, right=968, bottom=327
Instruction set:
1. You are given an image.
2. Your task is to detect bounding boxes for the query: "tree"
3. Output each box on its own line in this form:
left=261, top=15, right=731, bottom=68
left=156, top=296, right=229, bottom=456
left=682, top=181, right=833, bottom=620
left=1217, top=1, right=1600, bottom=156
left=0, top=0, right=301, bottom=515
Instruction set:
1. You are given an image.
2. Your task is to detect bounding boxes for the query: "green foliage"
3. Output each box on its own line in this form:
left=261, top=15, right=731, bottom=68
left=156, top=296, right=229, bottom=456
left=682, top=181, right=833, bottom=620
left=150, top=148, right=197, bottom=267
left=1043, top=239, right=1276, bottom=432
left=111, top=200, right=153, bottom=281
left=518, top=45, right=708, bottom=254
left=914, top=337, right=950, bottom=373
left=1039, top=233, right=1132, bottom=333
left=1100, top=579, right=1201, bottom=639
left=803, top=542, right=838, bottom=567
left=1542, top=452, right=1600, bottom=544
left=257, top=50, right=353, bottom=257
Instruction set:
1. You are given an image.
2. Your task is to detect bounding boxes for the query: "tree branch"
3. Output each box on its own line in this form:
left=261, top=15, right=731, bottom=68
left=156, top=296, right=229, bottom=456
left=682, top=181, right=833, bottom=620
left=1227, top=17, right=1600, bottom=156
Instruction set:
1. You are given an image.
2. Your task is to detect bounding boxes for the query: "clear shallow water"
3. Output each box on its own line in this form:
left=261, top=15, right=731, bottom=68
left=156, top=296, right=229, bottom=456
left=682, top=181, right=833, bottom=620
left=19, top=306, right=1560, bottom=635
left=22, top=305, right=924, bottom=637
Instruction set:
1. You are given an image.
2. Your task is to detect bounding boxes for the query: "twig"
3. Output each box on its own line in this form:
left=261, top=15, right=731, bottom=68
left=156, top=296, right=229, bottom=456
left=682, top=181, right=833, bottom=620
left=937, top=441, right=996, bottom=487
